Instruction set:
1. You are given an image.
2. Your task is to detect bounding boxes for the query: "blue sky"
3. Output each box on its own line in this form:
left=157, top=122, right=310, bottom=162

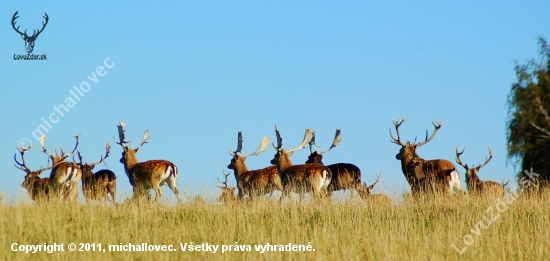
left=1, top=2, right=549, bottom=203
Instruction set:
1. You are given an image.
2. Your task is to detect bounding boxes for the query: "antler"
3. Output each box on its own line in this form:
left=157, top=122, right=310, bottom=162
left=229, top=132, right=244, bottom=155
left=32, top=13, right=49, bottom=38
left=86, top=142, right=111, bottom=166
left=14, top=144, right=52, bottom=173
left=367, top=173, right=382, bottom=190
left=455, top=144, right=468, bottom=169
left=416, top=120, right=443, bottom=147
left=40, top=134, right=53, bottom=157
left=11, top=11, right=24, bottom=36
left=135, top=130, right=150, bottom=152
left=389, top=117, right=408, bottom=146
left=116, top=121, right=130, bottom=147
left=59, top=135, right=80, bottom=159
left=308, top=133, right=320, bottom=153
left=14, top=144, right=32, bottom=172
left=286, top=128, right=315, bottom=153
left=273, top=125, right=283, bottom=150
left=217, top=168, right=231, bottom=188
left=476, top=146, right=493, bottom=169
left=318, top=129, right=342, bottom=154
left=242, top=136, right=271, bottom=157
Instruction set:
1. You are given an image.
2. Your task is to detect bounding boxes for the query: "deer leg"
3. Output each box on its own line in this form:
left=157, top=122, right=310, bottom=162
left=166, top=178, right=182, bottom=204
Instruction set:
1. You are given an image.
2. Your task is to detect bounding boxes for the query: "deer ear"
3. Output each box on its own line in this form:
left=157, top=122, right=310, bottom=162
left=288, top=151, right=294, bottom=157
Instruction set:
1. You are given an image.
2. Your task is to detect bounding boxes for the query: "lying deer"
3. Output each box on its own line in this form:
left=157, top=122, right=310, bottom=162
left=216, top=168, right=238, bottom=203
left=227, top=132, right=282, bottom=200
left=270, top=126, right=331, bottom=202
left=306, top=129, right=362, bottom=201
left=74, top=143, right=117, bottom=206
left=14, top=144, right=52, bottom=203
left=356, top=174, right=391, bottom=204
left=455, top=145, right=505, bottom=197
left=40, top=134, right=82, bottom=201
left=390, top=118, right=464, bottom=196
left=116, top=122, right=182, bottom=204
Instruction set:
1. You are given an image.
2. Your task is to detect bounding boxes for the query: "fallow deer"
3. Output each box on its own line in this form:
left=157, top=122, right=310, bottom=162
left=116, top=122, right=182, bottom=204
left=306, top=129, right=362, bottom=200
left=270, top=126, right=331, bottom=202
left=227, top=132, right=282, bottom=200
left=356, top=174, right=391, bottom=204
left=389, top=118, right=464, bottom=196
left=455, top=145, right=505, bottom=197
left=74, top=143, right=117, bottom=205
left=40, top=134, right=82, bottom=201
left=14, top=144, right=52, bottom=202
left=217, top=168, right=238, bottom=203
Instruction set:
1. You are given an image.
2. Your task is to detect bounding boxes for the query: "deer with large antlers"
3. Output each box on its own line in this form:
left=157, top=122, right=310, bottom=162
left=14, top=144, right=52, bottom=202
left=116, top=122, right=182, bottom=204
left=456, top=145, right=505, bottom=197
left=270, top=126, right=331, bottom=202
left=40, top=134, right=82, bottom=201
left=389, top=118, right=464, bottom=195
left=11, top=11, right=49, bottom=53
left=217, top=168, right=238, bottom=203
left=74, top=143, right=117, bottom=205
left=227, top=132, right=283, bottom=200
left=305, top=129, right=362, bottom=200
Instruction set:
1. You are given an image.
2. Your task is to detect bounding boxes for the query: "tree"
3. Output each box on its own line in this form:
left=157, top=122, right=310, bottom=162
left=506, top=37, right=550, bottom=191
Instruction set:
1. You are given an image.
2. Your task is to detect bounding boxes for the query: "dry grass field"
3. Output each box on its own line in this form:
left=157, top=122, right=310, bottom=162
left=1, top=190, right=549, bottom=260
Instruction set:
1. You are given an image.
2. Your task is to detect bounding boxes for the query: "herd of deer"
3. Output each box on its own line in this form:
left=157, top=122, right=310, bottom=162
left=14, top=119, right=509, bottom=206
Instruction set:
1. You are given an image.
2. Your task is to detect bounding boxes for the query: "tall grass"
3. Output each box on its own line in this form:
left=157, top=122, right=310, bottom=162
left=1, top=190, right=549, bottom=260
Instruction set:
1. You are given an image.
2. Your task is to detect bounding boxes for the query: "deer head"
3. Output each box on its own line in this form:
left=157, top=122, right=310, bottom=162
left=11, top=11, right=49, bottom=53
left=357, top=173, right=381, bottom=198
left=455, top=145, right=493, bottom=183
left=40, top=134, right=80, bottom=166
left=217, top=168, right=237, bottom=203
left=227, top=131, right=271, bottom=172
left=116, top=122, right=150, bottom=167
left=270, top=126, right=315, bottom=168
left=306, top=129, right=342, bottom=164
left=74, top=142, right=111, bottom=179
left=389, top=118, right=443, bottom=163
left=14, top=144, right=52, bottom=189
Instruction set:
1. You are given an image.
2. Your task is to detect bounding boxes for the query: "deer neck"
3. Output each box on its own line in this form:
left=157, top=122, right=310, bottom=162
left=123, top=151, right=139, bottom=174
left=276, top=152, right=294, bottom=172
left=466, top=171, right=481, bottom=185
left=233, top=157, right=249, bottom=178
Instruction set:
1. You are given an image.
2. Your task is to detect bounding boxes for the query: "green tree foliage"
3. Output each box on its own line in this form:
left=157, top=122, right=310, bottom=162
left=507, top=37, right=550, bottom=190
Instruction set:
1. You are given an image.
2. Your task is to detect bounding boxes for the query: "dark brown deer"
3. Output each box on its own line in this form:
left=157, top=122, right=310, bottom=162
left=356, top=174, right=391, bottom=204
left=116, top=122, right=182, bottom=204
left=216, top=168, right=237, bottom=203
left=455, top=145, right=505, bottom=197
left=227, top=132, right=282, bottom=200
left=74, top=143, right=117, bottom=206
left=14, top=144, right=52, bottom=202
left=270, top=126, right=331, bottom=202
left=306, top=129, right=362, bottom=200
left=11, top=11, right=49, bottom=53
left=389, top=118, right=464, bottom=196
left=40, top=134, right=82, bottom=201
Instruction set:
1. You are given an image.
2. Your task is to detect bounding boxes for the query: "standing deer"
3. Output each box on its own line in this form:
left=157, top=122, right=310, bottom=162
left=217, top=168, right=238, bottom=203
left=389, top=118, right=463, bottom=196
left=14, top=144, right=52, bottom=202
left=306, top=129, right=362, bottom=200
left=74, top=143, right=117, bottom=205
left=40, top=134, right=82, bottom=201
left=356, top=174, right=392, bottom=204
left=455, top=145, right=505, bottom=197
left=227, top=132, right=282, bottom=200
left=116, top=122, right=182, bottom=204
left=270, top=126, right=331, bottom=202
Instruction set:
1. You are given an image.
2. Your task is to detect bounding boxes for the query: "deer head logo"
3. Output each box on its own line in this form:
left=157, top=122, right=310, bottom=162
left=11, top=11, right=49, bottom=53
